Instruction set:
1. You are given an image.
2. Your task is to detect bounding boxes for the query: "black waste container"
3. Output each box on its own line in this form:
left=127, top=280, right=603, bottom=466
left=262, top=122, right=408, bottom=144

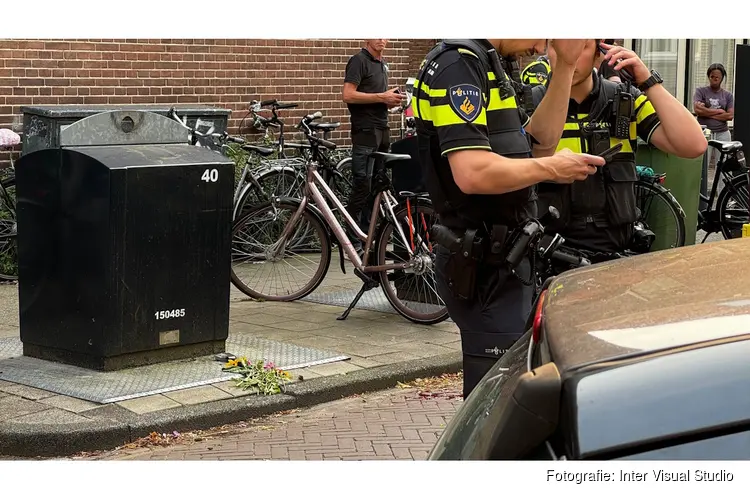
left=15, top=110, right=235, bottom=371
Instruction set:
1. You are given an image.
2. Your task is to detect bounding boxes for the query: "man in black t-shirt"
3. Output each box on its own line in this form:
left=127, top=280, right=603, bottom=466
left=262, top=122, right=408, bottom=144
left=342, top=39, right=403, bottom=253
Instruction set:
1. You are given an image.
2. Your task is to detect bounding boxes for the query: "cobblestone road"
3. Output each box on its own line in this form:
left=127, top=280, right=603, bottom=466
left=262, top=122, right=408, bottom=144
left=70, top=376, right=464, bottom=461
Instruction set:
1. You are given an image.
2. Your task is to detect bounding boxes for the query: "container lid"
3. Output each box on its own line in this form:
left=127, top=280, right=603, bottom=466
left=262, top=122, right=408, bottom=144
left=20, top=104, right=231, bottom=118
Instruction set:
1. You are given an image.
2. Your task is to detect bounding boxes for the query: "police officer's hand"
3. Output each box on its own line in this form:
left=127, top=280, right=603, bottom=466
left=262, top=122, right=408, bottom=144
left=381, top=88, right=405, bottom=107
left=600, top=42, right=651, bottom=85
left=549, top=39, right=587, bottom=66
left=548, top=149, right=603, bottom=183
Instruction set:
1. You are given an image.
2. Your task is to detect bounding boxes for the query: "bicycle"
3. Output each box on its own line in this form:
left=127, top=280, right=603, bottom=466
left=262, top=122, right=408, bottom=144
left=242, top=99, right=312, bottom=158
left=0, top=128, right=19, bottom=282
left=697, top=138, right=750, bottom=241
left=232, top=103, right=353, bottom=219
left=229, top=112, right=449, bottom=325
left=633, top=166, right=686, bottom=249
left=232, top=111, right=353, bottom=222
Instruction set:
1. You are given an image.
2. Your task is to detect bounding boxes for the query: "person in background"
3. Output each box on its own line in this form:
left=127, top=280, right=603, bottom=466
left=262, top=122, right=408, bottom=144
left=342, top=39, right=403, bottom=255
left=521, top=54, right=551, bottom=87
left=694, top=63, right=734, bottom=167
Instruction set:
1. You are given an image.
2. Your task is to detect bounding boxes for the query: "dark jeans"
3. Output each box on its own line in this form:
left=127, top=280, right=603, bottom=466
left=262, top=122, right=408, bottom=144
left=435, top=245, right=534, bottom=399
left=347, top=128, right=390, bottom=248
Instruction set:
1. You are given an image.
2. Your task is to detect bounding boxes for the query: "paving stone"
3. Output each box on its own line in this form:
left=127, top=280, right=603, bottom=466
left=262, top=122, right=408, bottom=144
left=38, top=395, right=100, bottom=413
left=116, top=394, right=182, bottom=415
left=271, top=320, right=333, bottom=333
left=163, top=385, right=233, bottom=406
left=288, top=336, right=346, bottom=350
left=366, top=351, right=424, bottom=364
left=8, top=407, right=91, bottom=424
left=393, top=342, right=459, bottom=358
left=282, top=311, right=346, bottom=324
left=345, top=356, right=384, bottom=369
left=0, top=329, right=18, bottom=339
left=402, top=330, right=461, bottom=345
left=321, top=341, right=400, bottom=358
left=307, top=361, right=363, bottom=377
left=0, top=383, right=57, bottom=400
left=232, top=312, right=291, bottom=327
left=0, top=395, right=50, bottom=422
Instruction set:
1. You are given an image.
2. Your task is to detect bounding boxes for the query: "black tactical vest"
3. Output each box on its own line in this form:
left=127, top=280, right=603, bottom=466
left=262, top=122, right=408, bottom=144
left=413, top=39, right=535, bottom=231
left=531, top=75, right=640, bottom=234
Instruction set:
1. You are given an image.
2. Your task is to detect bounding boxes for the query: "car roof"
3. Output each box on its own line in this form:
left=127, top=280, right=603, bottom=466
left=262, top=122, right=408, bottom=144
left=567, top=337, right=750, bottom=459
left=541, top=238, right=750, bottom=371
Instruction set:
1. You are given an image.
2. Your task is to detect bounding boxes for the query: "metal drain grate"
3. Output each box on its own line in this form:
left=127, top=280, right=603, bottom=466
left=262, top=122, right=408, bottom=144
left=302, top=287, right=454, bottom=323
left=0, top=335, right=349, bottom=404
left=302, top=287, right=397, bottom=314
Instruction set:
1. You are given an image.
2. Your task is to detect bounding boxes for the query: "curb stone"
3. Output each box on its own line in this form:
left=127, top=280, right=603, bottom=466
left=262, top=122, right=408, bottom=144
left=0, top=352, right=462, bottom=458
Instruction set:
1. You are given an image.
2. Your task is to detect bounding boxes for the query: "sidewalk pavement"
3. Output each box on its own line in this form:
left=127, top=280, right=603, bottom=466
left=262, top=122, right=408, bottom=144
left=70, top=376, right=463, bottom=461
left=0, top=281, right=461, bottom=458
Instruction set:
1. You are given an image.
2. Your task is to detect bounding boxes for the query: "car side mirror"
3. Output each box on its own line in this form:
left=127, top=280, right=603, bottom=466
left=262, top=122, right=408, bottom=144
left=489, top=362, right=562, bottom=459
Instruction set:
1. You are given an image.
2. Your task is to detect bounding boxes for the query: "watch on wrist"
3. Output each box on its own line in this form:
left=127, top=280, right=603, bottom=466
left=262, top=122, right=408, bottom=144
left=638, top=70, right=663, bottom=92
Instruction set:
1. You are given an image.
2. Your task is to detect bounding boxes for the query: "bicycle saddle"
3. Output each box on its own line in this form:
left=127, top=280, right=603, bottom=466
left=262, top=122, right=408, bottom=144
left=370, top=151, right=411, bottom=164
left=242, top=144, right=275, bottom=156
left=398, top=190, right=430, bottom=198
left=709, top=139, right=744, bottom=152
left=310, top=122, right=340, bottom=130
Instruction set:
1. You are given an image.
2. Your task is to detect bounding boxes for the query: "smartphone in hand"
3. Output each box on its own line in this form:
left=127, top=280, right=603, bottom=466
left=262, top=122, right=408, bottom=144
left=599, top=142, right=623, bottom=164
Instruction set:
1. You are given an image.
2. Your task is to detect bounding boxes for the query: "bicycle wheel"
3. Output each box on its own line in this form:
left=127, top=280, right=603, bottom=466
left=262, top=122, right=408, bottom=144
left=373, top=198, right=450, bottom=325
left=230, top=198, right=332, bottom=301
left=0, top=175, right=17, bottom=281
left=234, top=168, right=300, bottom=221
left=717, top=174, right=750, bottom=240
left=634, top=179, right=686, bottom=250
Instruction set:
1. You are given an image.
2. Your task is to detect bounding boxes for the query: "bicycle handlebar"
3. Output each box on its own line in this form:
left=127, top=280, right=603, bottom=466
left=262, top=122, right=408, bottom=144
left=294, top=112, right=337, bottom=150
left=168, top=107, right=246, bottom=145
left=550, top=248, right=592, bottom=267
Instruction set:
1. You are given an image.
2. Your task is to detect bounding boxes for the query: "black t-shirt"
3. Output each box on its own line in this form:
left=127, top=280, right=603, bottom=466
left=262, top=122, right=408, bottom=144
left=344, top=48, right=389, bottom=130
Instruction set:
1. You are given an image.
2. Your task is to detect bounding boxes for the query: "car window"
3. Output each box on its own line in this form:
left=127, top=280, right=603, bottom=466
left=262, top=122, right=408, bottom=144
left=615, top=430, right=750, bottom=460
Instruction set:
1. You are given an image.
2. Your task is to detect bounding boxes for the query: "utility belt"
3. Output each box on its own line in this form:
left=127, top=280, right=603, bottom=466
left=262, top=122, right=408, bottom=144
left=430, top=222, right=520, bottom=301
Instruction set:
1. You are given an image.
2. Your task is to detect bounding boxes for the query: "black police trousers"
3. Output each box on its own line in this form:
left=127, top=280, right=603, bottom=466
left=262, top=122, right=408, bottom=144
left=435, top=245, right=534, bottom=399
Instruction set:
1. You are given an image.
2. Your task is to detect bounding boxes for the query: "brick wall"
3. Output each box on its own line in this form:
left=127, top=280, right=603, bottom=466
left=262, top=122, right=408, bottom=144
left=0, top=38, right=437, bottom=166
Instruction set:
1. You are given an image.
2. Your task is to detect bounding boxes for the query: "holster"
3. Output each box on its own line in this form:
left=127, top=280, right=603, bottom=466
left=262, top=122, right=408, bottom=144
left=435, top=224, right=509, bottom=301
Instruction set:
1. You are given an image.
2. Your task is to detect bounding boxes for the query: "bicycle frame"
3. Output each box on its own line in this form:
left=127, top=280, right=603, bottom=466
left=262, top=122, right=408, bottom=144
left=274, top=160, right=417, bottom=274
left=701, top=146, right=747, bottom=208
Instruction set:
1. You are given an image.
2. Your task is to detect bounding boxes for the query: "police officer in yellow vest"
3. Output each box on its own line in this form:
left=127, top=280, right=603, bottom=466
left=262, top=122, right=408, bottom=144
left=411, top=39, right=606, bottom=398
left=531, top=40, right=707, bottom=254
left=521, top=55, right=551, bottom=87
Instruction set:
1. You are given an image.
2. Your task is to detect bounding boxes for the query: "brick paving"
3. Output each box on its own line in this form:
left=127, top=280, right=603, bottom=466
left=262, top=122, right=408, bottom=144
left=74, top=381, right=463, bottom=461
